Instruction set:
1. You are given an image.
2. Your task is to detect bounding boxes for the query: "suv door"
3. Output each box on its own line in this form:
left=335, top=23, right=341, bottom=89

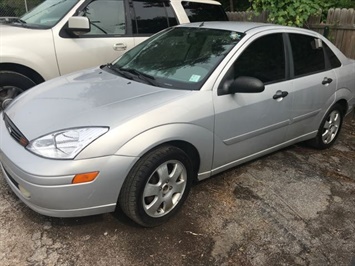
left=213, top=33, right=292, bottom=171
left=286, top=33, right=338, bottom=140
left=53, top=0, right=136, bottom=76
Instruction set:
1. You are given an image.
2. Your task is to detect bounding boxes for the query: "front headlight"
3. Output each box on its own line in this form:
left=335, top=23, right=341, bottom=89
left=27, top=127, right=109, bottom=159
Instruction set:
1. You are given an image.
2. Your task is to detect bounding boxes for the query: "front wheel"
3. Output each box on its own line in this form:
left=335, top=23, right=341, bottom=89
left=308, top=104, right=344, bottom=149
left=119, top=145, right=193, bottom=227
left=0, top=71, right=37, bottom=110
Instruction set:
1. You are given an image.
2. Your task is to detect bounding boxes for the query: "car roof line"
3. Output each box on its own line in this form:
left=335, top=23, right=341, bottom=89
left=243, top=24, right=275, bottom=33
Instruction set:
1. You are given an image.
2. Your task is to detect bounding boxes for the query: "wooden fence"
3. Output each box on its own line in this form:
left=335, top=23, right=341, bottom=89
left=227, top=8, right=355, bottom=59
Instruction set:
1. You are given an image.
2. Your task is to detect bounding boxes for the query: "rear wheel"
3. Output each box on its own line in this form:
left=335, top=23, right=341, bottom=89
left=308, top=104, right=344, bottom=149
left=0, top=71, right=37, bottom=110
left=119, top=145, right=193, bottom=227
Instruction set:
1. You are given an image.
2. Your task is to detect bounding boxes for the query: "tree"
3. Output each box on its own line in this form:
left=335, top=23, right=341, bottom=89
left=328, top=0, right=355, bottom=8
left=249, top=0, right=355, bottom=27
left=249, top=0, right=327, bottom=26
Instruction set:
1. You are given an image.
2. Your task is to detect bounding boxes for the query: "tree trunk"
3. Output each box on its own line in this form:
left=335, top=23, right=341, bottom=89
left=230, top=0, right=234, bottom=11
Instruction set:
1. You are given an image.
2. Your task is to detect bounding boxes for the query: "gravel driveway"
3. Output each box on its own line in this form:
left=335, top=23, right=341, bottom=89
left=1, top=116, right=354, bottom=266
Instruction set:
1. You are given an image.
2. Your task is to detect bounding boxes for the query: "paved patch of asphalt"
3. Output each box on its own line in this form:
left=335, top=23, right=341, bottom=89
left=1, top=116, right=354, bottom=266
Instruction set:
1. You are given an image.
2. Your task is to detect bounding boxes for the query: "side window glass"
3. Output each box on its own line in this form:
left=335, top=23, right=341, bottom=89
left=233, top=33, right=286, bottom=84
left=323, top=42, right=342, bottom=69
left=289, top=33, right=325, bottom=77
left=182, top=1, right=228, bottom=22
left=132, top=0, right=178, bottom=35
left=80, top=0, right=125, bottom=35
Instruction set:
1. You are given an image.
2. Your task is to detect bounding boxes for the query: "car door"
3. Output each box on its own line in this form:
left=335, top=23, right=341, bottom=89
left=212, top=33, right=293, bottom=172
left=286, top=33, right=337, bottom=140
left=53, top=0, right=136, bottom=76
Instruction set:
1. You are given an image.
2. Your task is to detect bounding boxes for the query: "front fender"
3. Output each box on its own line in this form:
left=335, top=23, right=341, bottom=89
left=0, top=30, right=59, bottom=80
left=115, top=124, right=214, bottom=177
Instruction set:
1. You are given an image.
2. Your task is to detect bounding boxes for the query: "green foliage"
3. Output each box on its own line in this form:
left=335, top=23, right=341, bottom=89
left=328, top=0, right=355, bottom=8
left=249, top=0, right=329, bottom=27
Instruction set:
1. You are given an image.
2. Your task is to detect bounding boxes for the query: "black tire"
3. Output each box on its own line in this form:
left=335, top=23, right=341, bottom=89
left=0, top=71, right=36, bottom=109
left=119, top=145, right=193, bottom=227
left=308, top=104, right=344, bottom=149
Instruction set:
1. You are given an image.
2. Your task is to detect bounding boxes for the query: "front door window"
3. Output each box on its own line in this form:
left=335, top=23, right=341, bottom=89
left=80, top=0, right=126, bottom=35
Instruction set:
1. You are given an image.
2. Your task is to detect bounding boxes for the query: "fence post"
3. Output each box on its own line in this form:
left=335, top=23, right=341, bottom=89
left=323, top=26, right=330, bottom=39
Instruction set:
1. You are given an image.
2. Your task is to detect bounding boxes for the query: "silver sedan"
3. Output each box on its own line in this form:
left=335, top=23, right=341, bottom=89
left=1, top=22, right=354, bottom=227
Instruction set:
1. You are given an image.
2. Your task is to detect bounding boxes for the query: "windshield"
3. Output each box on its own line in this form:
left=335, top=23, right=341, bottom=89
left=19, top=0, right=79, bottom=28
left=113, top=27, right=244, bottom=90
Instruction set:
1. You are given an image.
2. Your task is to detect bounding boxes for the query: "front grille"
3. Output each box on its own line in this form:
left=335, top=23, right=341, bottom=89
left=3, top=167, right=19, bottom=189
left=3, top=113, right=29, bottom=147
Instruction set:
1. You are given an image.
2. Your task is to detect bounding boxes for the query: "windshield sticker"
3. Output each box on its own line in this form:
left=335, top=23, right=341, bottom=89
left=189, top=75, right=201, bottom=82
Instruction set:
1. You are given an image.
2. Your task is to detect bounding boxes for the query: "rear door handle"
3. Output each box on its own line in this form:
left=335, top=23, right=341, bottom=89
left=273, top=90, right=288, bottom=100
left=113, top=43, right=127, bottom=51
left=322, top=77, right=333, bottom=85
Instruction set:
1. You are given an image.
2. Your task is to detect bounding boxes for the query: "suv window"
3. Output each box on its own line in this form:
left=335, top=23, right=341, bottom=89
left=80, top=0, right=126, bottom=35
left=132, top=0, right=178, bottom=35
left=289, top=33, right=325, bottom=77
left=182, top=1, right=228, bottom=22
left=233, top=33, right=286, bottom=84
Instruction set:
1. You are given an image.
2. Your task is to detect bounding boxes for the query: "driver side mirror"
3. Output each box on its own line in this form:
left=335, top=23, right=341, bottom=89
left=218, top=76, right=265, bottom=96
left=66, top=17, right=90, bottom=36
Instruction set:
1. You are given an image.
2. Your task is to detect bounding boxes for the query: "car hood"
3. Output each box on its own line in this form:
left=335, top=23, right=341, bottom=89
left=0, top=23, right=51, bottom=39
left=5, top=67, right=189, bottom=140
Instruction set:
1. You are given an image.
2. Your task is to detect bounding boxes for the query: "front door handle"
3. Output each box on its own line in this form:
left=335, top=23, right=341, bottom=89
left=113, top=43, right=127, bottom=51
left=322, top=77, right=333, bottom=85
left=273, top=90, right=288, bottom=100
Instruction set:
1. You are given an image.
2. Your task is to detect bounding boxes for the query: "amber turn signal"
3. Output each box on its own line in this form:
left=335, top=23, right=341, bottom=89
left=72, top=171, right=99, bottom=184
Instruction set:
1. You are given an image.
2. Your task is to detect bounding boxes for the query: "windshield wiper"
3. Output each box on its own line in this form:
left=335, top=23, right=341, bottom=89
left=13, top=18, right=27, bottom=24
left=105, top=63, right=133, bottom=80
left=0, top=17, right=27, bottom=24
left=120, top=68, right=159, bottom=86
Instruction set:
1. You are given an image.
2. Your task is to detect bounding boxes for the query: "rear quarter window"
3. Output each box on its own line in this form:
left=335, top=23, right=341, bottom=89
left=323, top=42, right=342, bottom=69
left=182, top=1, right=228, bottom=22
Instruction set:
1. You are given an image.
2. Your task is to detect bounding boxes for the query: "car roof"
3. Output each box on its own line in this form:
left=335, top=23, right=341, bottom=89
left=170, top=0, right=222, bottom=5
left=179, top=21, right=317, bottom=35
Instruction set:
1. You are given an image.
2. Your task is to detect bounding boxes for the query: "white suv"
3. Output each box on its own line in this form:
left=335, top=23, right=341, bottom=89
left=0, top=0, right=227, bottom=109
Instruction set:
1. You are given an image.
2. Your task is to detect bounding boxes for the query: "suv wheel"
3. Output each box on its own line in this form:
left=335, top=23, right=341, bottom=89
left=0, top=71, right=36, bottom=110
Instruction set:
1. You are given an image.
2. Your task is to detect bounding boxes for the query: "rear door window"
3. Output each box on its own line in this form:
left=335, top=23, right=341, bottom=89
left=131, top=0, right=178, bottom=35
left=289, top=33, right=326, bottom=77
left=182, top=1, right=228, bottom=22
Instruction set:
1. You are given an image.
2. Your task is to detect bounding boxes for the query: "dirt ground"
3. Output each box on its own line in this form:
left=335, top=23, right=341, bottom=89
left=1, top=116, right=354, bottom=266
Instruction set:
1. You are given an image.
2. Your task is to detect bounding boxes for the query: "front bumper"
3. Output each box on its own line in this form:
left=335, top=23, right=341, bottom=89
left=0, top=117, right=138, bottom=218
